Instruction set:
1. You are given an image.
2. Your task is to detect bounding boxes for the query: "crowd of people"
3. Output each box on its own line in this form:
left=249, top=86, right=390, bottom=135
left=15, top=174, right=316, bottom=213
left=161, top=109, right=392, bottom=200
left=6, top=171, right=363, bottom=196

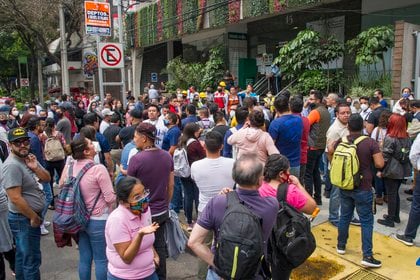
left=0, top=81, right=419, bottom=280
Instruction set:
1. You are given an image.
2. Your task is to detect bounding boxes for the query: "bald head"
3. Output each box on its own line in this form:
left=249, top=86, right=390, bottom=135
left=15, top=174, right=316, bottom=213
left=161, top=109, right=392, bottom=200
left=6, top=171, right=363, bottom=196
left=232, top=154, right=263, bottom=187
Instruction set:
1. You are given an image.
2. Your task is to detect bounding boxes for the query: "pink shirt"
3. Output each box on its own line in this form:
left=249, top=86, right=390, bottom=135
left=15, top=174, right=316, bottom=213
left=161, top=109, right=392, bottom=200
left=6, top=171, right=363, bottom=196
left=105, top=205, right=155, bottom=279
left=60, top=159, right=115, bottom=217
left=259, top=181, right=307, bottom=210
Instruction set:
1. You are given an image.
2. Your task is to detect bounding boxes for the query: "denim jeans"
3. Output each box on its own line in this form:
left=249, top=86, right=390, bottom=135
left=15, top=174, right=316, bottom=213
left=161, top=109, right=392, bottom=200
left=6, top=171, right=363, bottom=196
left=324, top=158, right=332, bottom=193
left=329, top=185, right=341, bottom=225
left=374, top=169, right=386, bottom=198
left=180, top=177, right=199, bottom=224
left=289, top=166, right=300, bottom=178
left=338, top=189, right=374, bottom=257
left=152, top=212, right=169, bottom=280
left=41, top=182, right=53, bottom=218
left=304, top=149, right=324, bottom=201
left=45, top=160, right=65, bottom=205
left=206, top=268, right=220, bottom=280
left=78, top=219, right=108, bottom=280
left=8, top=212, right=41, bottom=280
left=107, top=271, right=158, bottom=280
left=170, top=176, right=183, bottom=213
left=384, top=178, right=402, bottom=221
left=405, top=175, right=420, bottom=239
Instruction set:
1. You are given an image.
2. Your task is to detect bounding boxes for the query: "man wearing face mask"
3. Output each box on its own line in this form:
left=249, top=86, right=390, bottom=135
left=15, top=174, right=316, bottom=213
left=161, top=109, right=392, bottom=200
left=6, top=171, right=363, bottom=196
left=304, top=90, right=330, bottom=205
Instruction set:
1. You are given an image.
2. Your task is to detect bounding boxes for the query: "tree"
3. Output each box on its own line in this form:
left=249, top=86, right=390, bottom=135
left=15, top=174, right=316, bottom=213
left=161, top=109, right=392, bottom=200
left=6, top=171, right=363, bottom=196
left=0, top=0, right=84, bottom=97
left=163, top=46, right=225, bottom=91
left=346, top=25, right=394, bottom=74
left=274, top=30, right=344, bottom=80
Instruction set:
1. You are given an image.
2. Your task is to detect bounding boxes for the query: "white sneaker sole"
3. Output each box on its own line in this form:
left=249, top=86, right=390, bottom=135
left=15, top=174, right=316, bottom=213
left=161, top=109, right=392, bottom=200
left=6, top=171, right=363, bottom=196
left=393, top=235, right=414, bottom=246
left=361, top=260, right=381, bottom=268
left=336, top=249, right=345, bottom=255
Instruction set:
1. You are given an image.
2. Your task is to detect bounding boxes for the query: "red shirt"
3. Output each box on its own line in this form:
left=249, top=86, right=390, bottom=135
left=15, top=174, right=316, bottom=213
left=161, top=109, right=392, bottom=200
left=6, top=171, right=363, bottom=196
left=214, top=92, right=225, bottom=109
left=294, top=113, right=310, bottom=164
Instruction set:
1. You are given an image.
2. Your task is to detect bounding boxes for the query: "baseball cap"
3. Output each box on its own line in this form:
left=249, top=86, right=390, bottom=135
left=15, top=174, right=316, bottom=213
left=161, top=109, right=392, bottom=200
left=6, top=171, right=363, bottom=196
left=8, top=127, right=30, bottom=142
left=219, top=81, right=226, bottom=87
left=136, top=123, right=157, bottom=141
left=130, top=108, right=143, bottom=119
left=101, top=108, right=115, bottom=116
left=0, top=105, right=10, bottom=114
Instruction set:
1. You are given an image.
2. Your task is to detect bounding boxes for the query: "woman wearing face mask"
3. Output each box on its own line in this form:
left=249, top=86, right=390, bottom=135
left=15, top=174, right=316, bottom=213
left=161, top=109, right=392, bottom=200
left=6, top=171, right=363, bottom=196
left=8, top=107, right=20, bottom=129
left=259, top=154, right=316, bottom=280
left=393, top=87, right=414, bottom=115
left=114, top=100, right=125, bottom=127
left=105, top=176, right=159, bottom=280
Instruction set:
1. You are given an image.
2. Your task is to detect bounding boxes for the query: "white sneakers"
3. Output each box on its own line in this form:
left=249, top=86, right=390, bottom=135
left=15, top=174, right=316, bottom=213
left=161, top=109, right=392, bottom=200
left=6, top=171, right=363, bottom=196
left=41, top=220, right=51, bottom=235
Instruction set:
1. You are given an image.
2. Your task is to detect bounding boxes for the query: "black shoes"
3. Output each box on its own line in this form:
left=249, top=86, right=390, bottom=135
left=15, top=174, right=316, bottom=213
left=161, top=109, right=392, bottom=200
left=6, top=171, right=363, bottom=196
left=324, top=191, right=330, bottom=198
left=407, top=196, right=413, bottom=202
left=377, top=218, right=395, bottom=227
left=361, top=256, right=382, bottom=268
left=404, top=189, right=413, bottom=195
left=383, top=214, right=400, bottom=223
left=393, top=234, right=414, bottom=246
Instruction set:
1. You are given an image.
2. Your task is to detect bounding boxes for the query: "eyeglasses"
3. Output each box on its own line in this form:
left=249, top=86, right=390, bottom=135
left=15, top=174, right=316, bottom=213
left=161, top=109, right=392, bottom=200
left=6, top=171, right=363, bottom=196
left=12, top=139, right=30, bottom=147
left=132, top=189, right=150, bottom=201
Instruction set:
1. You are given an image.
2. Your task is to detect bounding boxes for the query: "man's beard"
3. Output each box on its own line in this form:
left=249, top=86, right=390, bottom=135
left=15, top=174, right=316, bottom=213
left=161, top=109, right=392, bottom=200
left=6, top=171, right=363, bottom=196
left=13, top=149, right=29, bottom=158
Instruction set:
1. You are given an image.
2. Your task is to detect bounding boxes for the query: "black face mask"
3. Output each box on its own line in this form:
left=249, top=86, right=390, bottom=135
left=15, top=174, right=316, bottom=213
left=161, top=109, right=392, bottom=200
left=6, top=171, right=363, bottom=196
left=0, top=120, right=7, bottom=125
left=309, top=103, right=317, bottom=110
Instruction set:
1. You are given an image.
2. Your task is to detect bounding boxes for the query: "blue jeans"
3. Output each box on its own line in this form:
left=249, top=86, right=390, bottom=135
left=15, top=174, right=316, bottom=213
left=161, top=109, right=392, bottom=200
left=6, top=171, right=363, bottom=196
left=107, top=271, right=158, bottom=280
left=329, top=185, right=341, bottom=225
left=41, top=182, right=53, bottom=218
left=8, top=212, right=41, bottom=280
left=405, top=174, right=420, bottom=239
left=289, top=166, right=300, bottom=178
left=206, top=268, right=219, bottom=280
left=79, top=219, right=108, bottom=280
left=180, top=177, right=199, bottom=224
left=374, top=172, right=386, bottom=198
left=170, top=176, right=184, bottom=213
left=338, top=189, right=374, bottom=257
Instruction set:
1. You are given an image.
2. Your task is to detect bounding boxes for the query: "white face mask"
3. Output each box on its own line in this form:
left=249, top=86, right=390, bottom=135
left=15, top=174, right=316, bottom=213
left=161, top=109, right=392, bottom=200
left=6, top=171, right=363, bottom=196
left=129, top=105, right=135, bottom=111
left=29, top=111, right=36, bottom=115
left=12, top=111, right=19, bottom=117
left=360, top=104, right=368, bottom=111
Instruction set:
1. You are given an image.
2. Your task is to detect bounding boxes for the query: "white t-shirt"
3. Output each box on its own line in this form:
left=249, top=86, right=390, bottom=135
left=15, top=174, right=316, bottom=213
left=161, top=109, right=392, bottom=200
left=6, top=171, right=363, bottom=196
left=191, top=157, right=235, bottom=212
left=143, top=118, right=168, bottom=149
left=99, top=121, right=110, bottom=134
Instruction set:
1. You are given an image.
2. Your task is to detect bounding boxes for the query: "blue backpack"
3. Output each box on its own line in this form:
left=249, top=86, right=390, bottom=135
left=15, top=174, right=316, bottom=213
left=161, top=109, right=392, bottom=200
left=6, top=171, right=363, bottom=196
left=53, top=162, right=100, bottom=235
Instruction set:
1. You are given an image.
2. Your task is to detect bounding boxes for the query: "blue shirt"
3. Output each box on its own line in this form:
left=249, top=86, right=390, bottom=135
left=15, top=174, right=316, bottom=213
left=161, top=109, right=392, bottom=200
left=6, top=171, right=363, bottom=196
left=28, top=131, right=45, bottom=167
left=181, top=115, right=198, bottom=130
left=162, top=126, right=181, bottom=151
left=115, top=141, right=137, bottom=185
left=380, top=99, right=388, bottom=109
left=269, top=115, right=303, bottom=167
left=222, top=124, right=243, bottom=158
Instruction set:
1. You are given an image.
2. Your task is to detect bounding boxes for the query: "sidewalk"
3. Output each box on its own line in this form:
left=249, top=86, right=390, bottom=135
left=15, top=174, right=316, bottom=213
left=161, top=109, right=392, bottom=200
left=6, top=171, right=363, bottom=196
left=295, top=182, right=420, bottom=280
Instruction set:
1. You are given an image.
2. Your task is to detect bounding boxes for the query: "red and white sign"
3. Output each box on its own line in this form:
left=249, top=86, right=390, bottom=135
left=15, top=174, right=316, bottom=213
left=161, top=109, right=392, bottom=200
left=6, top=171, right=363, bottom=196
left=20, top=78, right=29, bottom=87
left=99, top=43, right=124, bottom=68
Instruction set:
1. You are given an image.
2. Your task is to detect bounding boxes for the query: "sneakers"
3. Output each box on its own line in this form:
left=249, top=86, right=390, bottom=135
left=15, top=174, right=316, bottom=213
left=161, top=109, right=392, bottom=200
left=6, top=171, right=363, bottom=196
left=43, top=220, right=51, bottom=227
left=350, top=218, right=361, bottom=226
left=40, top=225, right=49, bottom=235
left=404, top=189, right=413, bottom=195
left=393, top=234, right=414, bottom=246
left=361, top=256, right=382, bottom=268
left=407, top=196, right=413, bottom=202
left=336, top=245, right=346, bottom=255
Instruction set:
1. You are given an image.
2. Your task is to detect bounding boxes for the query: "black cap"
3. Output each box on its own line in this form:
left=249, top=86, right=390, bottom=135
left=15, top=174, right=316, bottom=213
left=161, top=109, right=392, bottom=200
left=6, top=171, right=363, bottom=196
left=8, top=127, right=30, bottom=142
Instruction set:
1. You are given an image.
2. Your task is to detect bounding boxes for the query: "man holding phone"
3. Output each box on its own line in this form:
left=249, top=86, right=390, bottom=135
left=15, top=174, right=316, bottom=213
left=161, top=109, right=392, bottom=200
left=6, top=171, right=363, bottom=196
left=1, top=128, right=51, bottom=279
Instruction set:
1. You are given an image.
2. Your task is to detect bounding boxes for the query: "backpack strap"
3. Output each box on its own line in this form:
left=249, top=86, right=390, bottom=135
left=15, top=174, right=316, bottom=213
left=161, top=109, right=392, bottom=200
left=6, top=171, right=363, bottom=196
left=354, top=135, right=368, bottom=145
left=276, top=183, right=289, bottom=203
left=226, top=191, right=241, bottom=208
left=74, top=162, right=96, bottom=187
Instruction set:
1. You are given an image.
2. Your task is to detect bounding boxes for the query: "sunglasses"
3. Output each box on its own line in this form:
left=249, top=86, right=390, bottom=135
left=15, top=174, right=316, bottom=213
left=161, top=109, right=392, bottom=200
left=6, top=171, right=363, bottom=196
left=12, top=139, right=30, bottom=147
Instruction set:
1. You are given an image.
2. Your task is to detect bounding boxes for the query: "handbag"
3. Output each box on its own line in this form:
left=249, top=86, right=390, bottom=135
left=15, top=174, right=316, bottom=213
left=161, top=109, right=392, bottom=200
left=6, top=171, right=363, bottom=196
left=382, top=157, right=403, bottom=179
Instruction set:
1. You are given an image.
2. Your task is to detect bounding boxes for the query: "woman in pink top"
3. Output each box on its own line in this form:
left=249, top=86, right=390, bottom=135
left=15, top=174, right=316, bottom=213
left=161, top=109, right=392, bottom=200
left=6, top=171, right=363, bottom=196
left=105, top=176, right=159, bottom=280
left=228, top=110, right=279, bottom=164
left=259, top=154, right=316, bottom=214
left=259, top=154, right=316, bottom=280
left=60, top=136, right=116, bottom=280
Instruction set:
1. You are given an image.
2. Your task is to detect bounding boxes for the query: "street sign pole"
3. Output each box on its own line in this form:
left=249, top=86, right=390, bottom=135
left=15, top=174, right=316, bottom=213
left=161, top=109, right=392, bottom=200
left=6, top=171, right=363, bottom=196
left=97, top=35, right=105, bottom=103
left=118, top=0, right=126, bottom=108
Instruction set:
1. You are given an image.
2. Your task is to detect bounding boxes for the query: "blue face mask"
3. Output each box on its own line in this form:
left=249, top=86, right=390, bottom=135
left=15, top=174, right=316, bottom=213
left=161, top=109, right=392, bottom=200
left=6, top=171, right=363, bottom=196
left=163, top=119, right=170, bottom=126
left=402, top=93, right=410, bottom=99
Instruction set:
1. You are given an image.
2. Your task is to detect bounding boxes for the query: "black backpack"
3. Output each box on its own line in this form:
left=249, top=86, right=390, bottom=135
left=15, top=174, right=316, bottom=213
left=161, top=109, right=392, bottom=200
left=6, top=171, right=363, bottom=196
left=214, top=191, right=264, bottom=280
left=269, top=183, right=316, bottom=270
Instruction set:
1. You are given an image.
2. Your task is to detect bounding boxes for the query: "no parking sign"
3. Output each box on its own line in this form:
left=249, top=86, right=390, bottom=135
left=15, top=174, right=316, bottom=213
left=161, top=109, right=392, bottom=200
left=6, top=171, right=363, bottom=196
left=99, top=43, right=124, bottom=68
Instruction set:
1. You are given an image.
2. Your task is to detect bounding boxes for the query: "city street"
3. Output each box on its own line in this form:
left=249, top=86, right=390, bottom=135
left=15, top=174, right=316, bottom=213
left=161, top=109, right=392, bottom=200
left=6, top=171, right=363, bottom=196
left=3, top=182, right=419, bottom=280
